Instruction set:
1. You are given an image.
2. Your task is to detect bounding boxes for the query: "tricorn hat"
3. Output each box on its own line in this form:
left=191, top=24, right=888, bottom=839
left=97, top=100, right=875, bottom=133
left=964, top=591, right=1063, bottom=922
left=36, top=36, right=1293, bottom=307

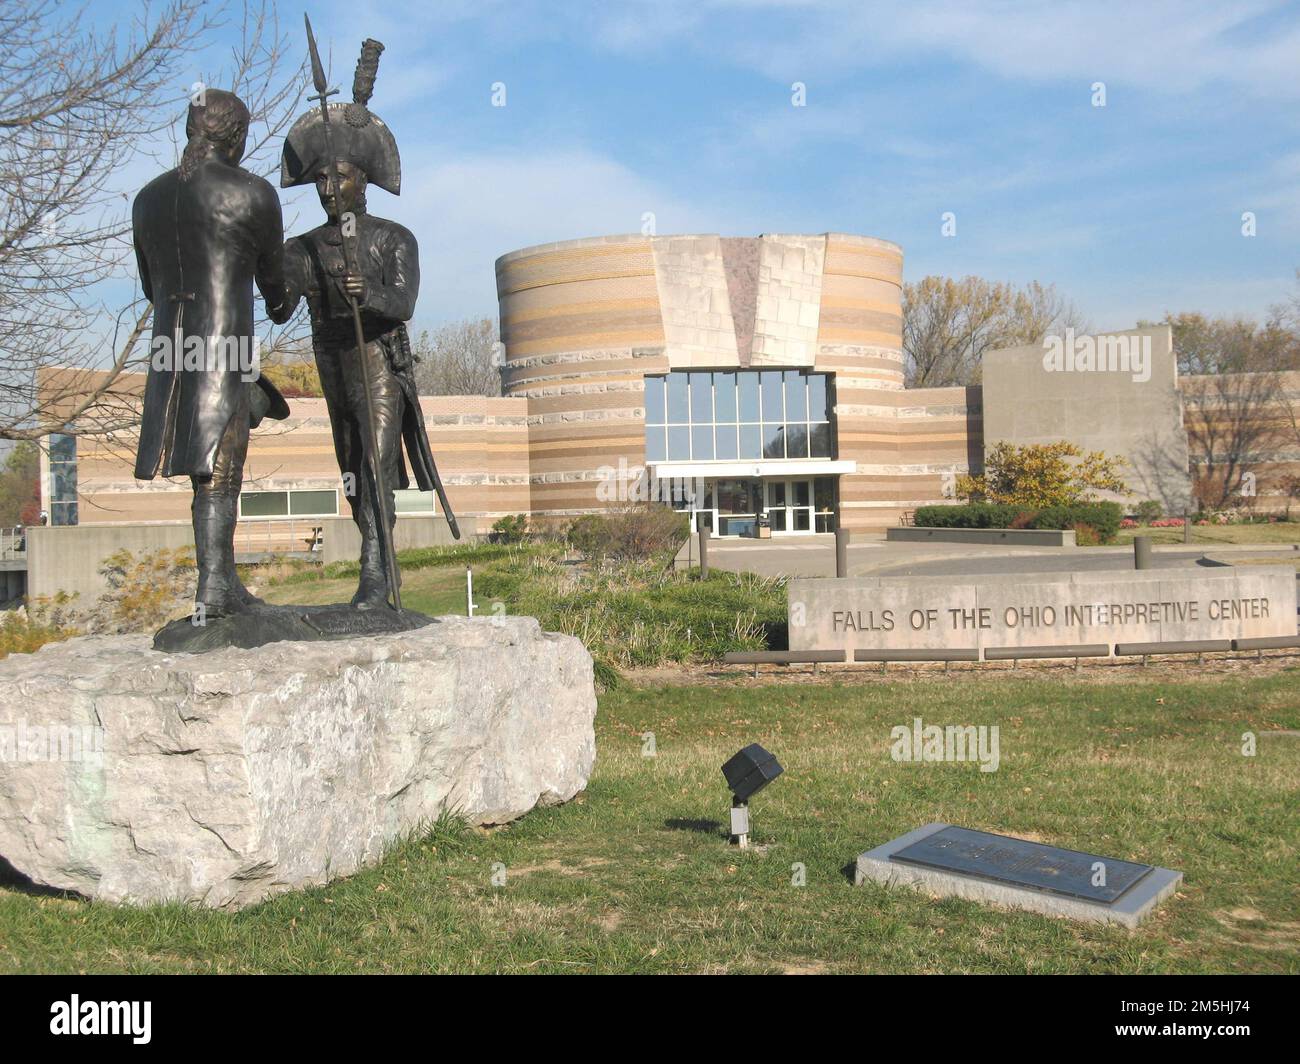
left=280, top=38, right=401, bottom=195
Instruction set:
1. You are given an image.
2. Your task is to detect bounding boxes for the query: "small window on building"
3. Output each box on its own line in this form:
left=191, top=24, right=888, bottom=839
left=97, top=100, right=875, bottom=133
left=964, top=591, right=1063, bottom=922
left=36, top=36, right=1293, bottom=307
left=394, top=490, right=436, bottom=513
left=289, top=490, right=339, bottom=516
left=240, top=491, right=289, bottom=518
left=240, top=489, right=339, bottom=519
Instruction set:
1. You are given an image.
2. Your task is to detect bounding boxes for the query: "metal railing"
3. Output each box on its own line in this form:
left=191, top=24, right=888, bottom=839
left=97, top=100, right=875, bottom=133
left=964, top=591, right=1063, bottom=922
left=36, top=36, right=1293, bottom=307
left=233, top=518, right=324, bottom=555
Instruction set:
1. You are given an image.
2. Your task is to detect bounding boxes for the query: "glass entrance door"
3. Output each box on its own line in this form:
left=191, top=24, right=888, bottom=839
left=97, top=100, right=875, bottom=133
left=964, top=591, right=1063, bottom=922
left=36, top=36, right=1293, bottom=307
left=677, top=480, right=765, bottom=538
left=764, top=478, right=814, bottom=534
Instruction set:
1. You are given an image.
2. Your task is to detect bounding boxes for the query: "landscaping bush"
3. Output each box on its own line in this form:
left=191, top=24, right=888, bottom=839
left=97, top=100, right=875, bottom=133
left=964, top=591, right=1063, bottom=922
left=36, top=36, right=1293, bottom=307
left=564, top=504, right=689, bottom=563
left=912, top=501, right=1123, bottom=542
left=489, top=514, right=529, bottom=544
left=88, top=547, right=196, bottom=632
left=1071, top=522, right=1101, bottom=546
left=1029, top=502, right=1123, bottom=541
left=565, top=514, right=611, bottom=558
left=912, top=503, right=1022, bottom=529
left=0, top=548, right=198, bottom=654
left=955, top=440, right=1128, bottom=506
left=1135, top=499, right=1163, bottom=524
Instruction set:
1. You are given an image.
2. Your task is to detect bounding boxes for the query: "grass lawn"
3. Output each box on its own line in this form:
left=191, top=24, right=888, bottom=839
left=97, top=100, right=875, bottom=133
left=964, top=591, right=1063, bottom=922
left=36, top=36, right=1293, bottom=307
left=259, top=561, right=471, bottom=617
left=2, top=667, right=1296, bottom=974
left=255, top=546, right=783, bottom=685
left=1109, top=523, right=1300, bottom=547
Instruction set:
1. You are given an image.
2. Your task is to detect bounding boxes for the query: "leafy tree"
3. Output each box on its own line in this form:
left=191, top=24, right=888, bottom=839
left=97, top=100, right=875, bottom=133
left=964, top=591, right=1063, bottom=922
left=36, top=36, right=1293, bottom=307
left=956, top=440, right=1127, bottom=508
left=1149, top=311, right=1300, bottom=376
left=0, top=442, right=41, bottom=525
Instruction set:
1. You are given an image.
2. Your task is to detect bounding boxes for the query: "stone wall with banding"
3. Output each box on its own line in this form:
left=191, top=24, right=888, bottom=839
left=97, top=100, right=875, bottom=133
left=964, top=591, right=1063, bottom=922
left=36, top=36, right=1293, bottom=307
left=815, top=234, right=905, bottom=388
left=496, top=235, right=669, bottom=522
left=835, top=386, right=983, bottom=531
left=815, top=235, right=912, bottom=530
left=55, top=393, right=532, bottom=537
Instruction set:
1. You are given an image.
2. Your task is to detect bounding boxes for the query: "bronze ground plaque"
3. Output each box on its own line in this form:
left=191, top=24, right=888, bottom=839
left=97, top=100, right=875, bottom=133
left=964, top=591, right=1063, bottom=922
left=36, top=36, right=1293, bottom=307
left=890, top=825, right=1154, bottom=904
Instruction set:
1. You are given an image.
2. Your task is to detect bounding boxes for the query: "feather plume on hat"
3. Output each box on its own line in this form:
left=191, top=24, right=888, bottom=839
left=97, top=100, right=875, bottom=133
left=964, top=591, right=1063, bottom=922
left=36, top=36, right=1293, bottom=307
left=280, top=37, right=401, bottom=194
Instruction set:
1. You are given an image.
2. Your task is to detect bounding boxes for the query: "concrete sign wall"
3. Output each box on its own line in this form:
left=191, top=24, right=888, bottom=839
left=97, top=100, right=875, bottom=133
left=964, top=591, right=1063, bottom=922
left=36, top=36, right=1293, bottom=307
left=982, top=326, right=1194, bottom=514
left=788, top=568, right=1297, bottom=657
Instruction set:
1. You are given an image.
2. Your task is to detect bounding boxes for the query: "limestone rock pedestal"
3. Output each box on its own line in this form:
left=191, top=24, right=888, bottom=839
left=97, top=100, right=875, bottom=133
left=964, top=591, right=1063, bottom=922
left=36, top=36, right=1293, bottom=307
left=0, top=616, right=596, bottom=909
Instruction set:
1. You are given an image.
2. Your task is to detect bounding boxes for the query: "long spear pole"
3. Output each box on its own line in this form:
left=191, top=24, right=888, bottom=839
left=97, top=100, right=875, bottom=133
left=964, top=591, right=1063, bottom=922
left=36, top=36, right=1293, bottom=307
left=304, top=14, right=403, bottom=611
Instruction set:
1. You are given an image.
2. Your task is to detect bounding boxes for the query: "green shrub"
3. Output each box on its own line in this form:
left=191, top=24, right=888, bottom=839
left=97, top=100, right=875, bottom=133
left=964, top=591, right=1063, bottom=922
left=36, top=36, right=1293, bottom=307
left=490, top=514, right=529, bottom=544
left=1030, top=502, right=1123, bottom=541
left=565, top=514, right=610, bottom=558
left=913, top=501, right=1123, bottom=542
left=1135, top=499, right=1163, bottom=524
left=914, top=503, right=1020, bottom=529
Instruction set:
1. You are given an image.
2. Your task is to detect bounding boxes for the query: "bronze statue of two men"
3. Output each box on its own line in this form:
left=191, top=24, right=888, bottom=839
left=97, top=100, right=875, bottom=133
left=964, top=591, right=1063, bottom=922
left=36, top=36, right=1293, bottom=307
left=132, top=33, right=452, bottom=623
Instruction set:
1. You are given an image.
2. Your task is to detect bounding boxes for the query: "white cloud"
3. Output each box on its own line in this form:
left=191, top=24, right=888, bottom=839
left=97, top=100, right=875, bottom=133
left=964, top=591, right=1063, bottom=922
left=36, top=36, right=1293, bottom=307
left=532, top=0, right=1300, bottom=100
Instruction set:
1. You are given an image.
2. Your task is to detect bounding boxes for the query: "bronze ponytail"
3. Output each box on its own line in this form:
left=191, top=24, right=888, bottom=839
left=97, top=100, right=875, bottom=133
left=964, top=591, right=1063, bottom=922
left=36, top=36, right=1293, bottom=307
left=179, top=89, right=251, bottom=182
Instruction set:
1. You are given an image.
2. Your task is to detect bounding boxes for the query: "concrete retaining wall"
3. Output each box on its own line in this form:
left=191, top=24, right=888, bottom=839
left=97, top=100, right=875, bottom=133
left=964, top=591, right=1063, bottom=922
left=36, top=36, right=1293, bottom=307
left=23, top=515, right=462, bottom=605
left=887, top=526, right=1077, bottom=547
left=318, top=515, right=459, bottom=565
left=26, top=523, right=195, bottom=605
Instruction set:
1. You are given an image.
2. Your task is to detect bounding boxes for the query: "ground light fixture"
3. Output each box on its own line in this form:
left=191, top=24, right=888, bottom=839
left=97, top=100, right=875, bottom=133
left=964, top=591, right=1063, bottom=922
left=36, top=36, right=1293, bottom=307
left=721, top=743, right=783, bottom=848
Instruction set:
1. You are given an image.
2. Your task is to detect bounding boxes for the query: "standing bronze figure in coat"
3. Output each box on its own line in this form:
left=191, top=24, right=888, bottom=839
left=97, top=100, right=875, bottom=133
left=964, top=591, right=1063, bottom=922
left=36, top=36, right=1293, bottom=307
left=132, top=89, right=290, bottom=616
left=273, top=40, right=450, bottom=609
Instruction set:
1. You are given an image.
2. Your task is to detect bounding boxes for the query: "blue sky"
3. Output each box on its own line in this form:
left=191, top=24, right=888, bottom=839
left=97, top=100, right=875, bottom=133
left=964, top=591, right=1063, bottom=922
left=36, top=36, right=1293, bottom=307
left=106, top=0, right=1300, bottom=335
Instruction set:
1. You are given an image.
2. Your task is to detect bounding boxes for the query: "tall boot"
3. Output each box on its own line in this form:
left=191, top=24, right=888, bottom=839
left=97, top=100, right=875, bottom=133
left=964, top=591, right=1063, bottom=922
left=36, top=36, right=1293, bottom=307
left=227, top=557, right=265, bottom=607
left=350, top=492, right=402, bottom=609
left=193, top=492, right=245, bottom=617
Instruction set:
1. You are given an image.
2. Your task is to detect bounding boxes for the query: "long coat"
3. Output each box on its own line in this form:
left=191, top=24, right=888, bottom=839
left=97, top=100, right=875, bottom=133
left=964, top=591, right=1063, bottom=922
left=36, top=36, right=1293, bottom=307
left=132, top=157, right=286, bottom=479
left=274, top=214, right=437, bottom=493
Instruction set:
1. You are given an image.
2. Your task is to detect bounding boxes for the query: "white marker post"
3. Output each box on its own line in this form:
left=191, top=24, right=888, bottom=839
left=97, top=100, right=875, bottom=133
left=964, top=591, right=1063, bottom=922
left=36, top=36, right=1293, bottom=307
left=466, top=566, right=476, bottom=616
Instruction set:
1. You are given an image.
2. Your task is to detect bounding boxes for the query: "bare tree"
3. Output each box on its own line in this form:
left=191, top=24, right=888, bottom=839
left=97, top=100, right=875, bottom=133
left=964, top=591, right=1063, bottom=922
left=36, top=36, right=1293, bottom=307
left=1158, top=311, right=1300, bottom=509
left=0, top=0, right=304, bottom=441
left=1183, top=371, right=1288, bottom=509
left=412, top=318, right=502, bottom=397
left=903, top=276, right=1087, bottom=388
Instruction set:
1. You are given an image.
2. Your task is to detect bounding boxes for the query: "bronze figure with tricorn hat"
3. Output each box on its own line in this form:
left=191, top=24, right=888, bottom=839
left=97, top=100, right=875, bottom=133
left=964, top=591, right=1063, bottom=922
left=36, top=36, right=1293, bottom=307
left=269, top=26, right=459, bottom=613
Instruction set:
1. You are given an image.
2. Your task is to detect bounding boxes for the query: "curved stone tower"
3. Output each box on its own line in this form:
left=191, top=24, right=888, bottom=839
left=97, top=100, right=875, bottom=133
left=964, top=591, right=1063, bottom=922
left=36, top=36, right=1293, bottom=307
left=495, top=232, right=916, bottom=529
